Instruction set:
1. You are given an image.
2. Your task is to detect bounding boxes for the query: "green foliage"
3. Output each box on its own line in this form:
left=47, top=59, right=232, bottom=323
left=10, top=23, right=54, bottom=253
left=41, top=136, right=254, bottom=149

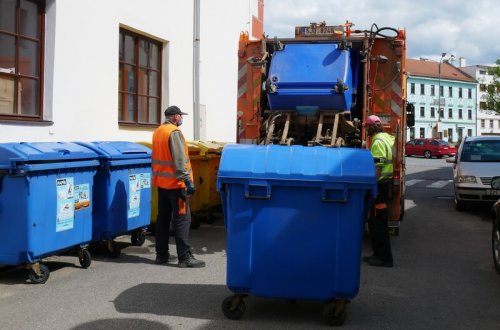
left=487, top=59, right=500, bottom=114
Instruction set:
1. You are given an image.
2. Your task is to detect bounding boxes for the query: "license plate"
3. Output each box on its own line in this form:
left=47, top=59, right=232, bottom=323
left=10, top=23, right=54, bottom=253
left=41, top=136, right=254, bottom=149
left=486, top=190, right=500, bottom=196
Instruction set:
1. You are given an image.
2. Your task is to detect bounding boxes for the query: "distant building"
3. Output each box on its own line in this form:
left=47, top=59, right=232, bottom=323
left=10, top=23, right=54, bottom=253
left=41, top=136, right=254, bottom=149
left=459, top=64, right=500, bottom=136
left=406, top=59, right=477, bottom=143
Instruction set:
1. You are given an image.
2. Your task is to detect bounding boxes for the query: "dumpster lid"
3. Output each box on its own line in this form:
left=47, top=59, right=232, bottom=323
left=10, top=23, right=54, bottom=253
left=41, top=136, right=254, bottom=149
left=76, top=141, right=151, bottom=160
left=0, top=142, right=99, bottom=166
left=217, top=144, right=377, bottom=185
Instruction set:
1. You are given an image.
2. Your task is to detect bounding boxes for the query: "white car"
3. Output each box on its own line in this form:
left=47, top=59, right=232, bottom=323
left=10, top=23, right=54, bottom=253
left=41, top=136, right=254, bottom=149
left=447, top=136, right=500, bottom=211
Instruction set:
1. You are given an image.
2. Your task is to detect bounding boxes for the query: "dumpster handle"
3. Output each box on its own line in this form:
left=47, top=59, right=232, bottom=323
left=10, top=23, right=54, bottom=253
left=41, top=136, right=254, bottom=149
left=321, top=187, right=348, bottom=203
left=245, top=182, right=271, bottom=200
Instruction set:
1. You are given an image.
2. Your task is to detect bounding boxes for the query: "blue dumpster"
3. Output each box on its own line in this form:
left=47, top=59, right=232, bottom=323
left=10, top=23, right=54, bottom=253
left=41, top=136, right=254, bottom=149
left=217, top=144, right=377, bottom=325
left=0, top=142, right=99, bottom=283
left=76, top=141, right=151, bottom=257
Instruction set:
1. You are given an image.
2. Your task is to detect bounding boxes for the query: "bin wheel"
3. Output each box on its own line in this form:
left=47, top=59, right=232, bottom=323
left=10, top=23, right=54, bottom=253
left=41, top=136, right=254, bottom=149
left=131, top=230, right=146, bottom=246
left=107, top=241, right=121, bottom=259
left=322, top=300, right=347, bottom=326
left=78, top=249, right=92, bottom=268
left=28, top=264, right=50, bottom=284
left=222, top=295, right=246, bottom=320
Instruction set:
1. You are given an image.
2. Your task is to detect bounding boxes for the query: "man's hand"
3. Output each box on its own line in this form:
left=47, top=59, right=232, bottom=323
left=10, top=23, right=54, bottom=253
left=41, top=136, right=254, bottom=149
left=184, top=179, right=196, bottom=195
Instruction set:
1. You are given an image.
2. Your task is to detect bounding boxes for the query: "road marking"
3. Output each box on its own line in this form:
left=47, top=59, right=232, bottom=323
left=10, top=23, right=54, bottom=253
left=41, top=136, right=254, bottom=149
left=427, top=180, right=453, bottom=188
left=406, top=179, right=424, bottom=186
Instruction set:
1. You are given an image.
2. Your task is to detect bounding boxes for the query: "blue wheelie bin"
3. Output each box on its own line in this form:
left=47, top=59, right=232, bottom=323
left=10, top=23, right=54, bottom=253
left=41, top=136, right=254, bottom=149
left=76, top=141, right=151, bottom=258
left=217, top=144, right=377, bottom=326
left=0, top=142, right=99, bottom=283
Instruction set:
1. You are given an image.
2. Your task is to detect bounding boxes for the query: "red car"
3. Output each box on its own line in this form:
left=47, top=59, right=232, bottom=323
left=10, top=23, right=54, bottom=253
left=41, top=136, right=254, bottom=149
left=405, top=138, right=457, bottom=158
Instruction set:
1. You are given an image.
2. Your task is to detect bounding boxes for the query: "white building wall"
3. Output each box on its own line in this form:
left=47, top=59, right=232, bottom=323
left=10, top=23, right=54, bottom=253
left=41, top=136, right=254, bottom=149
left=461, top=65, right=500, bottom=136
left=0, top=0, right=257, bottom=143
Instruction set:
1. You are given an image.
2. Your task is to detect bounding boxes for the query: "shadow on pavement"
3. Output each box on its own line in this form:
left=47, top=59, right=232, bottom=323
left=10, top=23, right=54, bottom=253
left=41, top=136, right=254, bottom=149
left=71, top=318, right=171, bottom=330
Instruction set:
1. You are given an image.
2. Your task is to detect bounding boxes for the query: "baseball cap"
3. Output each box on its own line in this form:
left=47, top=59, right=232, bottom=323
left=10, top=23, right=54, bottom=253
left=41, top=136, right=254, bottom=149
left=363, top=115, right=382, bottom=126
left=164, top=105, right=188, bottom=116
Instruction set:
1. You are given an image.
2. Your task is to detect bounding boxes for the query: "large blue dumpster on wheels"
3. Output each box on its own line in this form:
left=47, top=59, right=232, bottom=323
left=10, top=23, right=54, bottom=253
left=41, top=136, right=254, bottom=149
left=0, top=142, right=99, bottom=283
left=77, top=141, right=152, bottom=258
left=217, top=144, right=377, bottom=326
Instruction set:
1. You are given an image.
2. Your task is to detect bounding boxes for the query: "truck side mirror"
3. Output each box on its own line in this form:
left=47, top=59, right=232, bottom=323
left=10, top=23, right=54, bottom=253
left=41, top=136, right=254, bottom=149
left=406, top=102, right=415, bottom=128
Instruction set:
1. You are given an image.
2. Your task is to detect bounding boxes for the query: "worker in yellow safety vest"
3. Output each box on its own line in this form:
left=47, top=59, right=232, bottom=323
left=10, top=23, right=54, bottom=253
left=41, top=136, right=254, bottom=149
left=152, top=105, right=205, bottom=268
left=362, top=115, right=394, bottom=267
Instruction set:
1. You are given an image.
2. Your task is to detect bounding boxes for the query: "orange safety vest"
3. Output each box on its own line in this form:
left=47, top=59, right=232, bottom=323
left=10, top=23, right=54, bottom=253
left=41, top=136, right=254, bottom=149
left=152, top=123, right=193, bottom=189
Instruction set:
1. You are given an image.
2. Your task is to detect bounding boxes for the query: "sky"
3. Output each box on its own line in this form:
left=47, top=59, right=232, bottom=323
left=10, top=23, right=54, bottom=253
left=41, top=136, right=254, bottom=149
left=264, top=0, right=500, bottom=66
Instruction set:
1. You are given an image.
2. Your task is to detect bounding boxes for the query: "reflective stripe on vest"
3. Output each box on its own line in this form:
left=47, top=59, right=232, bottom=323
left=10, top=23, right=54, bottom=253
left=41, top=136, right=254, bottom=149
left=152, top=124, right=193, bottom=189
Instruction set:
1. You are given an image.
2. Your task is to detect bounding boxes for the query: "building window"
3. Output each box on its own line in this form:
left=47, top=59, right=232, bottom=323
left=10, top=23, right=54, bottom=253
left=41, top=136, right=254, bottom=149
left=458, top=87, right=462, bottom=98
left=468, top=88, right=472, bottom=98
left=490, top=120, right=494, bottom=129
left=458, top=109, right=462, bottom=119
left=430, top=85, right=435, bottom=96
left=480, top=84, right=487, bottom=92
left=439, top=85, right=444, bottom=97
left=430, top=107, right=435, bottom=118
left=410, top=83, right=415, bottom=94
left=420, top=106, right=425, bottom=117
left=448, top=108, right=452, bottom=118
left=0, top=0, right=44, bottom=121
left=447, top=128, right=453, bottom=141
left=118, top=28, right=162, bottom=125
left=419, top=128, right=425, bottom=138
left=467, top=129, right=472, bottom=136
left=409, top=127, right=415, bottom=140
left=481, top=119, right=485, bottom=128
left=439, top=109, right=444, bottom=119
left=448, top=86, right=452, bottom=97
left=498, top=120, right=500, bottom=129
left=458, top=128, right=463, bottom=140
left=420, top=84, right=425, bottom=95
left=480, top=101, right=487, bottom=110
left=468, top=109, right=472, bottom=120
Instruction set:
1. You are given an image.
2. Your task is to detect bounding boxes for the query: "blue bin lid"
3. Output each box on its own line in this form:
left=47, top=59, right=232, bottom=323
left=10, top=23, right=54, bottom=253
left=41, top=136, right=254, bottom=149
left=0, top=142, right=99, bottom=169
left=76, top=141, right=151, bottom=160
left=217, top=144, right=377, bottom=185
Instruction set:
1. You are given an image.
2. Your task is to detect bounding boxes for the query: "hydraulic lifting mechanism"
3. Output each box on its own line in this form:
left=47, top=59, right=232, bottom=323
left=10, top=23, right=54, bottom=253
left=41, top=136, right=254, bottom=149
left=224, top=21, right=413, bottom=326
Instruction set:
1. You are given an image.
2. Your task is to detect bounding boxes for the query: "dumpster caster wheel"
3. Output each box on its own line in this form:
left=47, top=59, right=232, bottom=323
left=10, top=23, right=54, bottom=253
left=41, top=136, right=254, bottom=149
left=323, top=299, right=348, bottom=326
left=222, top=295, right=246, bottom=320
left=131, top=230, right=146, bottom=246
left=107, top=241, right=121, bottom=259
left=78, top=249, right=92, bottom=268
left=28, top=264, right=50, bottom=284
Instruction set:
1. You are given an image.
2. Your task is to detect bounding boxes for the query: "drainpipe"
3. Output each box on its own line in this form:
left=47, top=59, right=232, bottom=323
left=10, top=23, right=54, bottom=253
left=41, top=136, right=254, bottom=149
left=193, top=0, right=201, bottom=140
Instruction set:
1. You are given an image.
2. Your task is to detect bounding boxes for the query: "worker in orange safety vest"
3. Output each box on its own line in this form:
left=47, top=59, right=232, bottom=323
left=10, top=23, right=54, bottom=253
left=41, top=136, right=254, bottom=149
left=362, top=115, right=394, bottom=268
left=152, top=105, right=205, bottom=268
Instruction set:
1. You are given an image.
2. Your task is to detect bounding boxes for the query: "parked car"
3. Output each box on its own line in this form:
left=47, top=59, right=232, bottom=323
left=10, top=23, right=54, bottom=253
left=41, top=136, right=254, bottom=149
left=491, top=176, right=500, bottom=274
left=447, top=136, right=500, bottom=211
left=405, top=138, right=457, bottom=158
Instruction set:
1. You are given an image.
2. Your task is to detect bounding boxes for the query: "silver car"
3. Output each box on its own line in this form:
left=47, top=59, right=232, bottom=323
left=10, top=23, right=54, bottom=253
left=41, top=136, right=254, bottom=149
left=447, top=136, right=500, bottom=211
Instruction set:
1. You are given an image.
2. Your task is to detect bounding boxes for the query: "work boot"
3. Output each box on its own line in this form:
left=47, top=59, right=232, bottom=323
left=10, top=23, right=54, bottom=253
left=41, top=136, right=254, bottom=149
left=366, top=257, right=393, bottom=268
left=155, top=253, right=177, bottom=264
left=178, top=253, right=205, bottom=268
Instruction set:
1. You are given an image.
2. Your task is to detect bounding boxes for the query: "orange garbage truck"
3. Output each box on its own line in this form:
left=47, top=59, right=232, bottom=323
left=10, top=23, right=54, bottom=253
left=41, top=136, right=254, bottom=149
left=235, top=21, right=413, bottom=234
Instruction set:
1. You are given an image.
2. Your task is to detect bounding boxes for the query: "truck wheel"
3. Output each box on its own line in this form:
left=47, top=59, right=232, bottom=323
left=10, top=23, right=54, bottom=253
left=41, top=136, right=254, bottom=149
left=493, top=220, right=500, bottom=274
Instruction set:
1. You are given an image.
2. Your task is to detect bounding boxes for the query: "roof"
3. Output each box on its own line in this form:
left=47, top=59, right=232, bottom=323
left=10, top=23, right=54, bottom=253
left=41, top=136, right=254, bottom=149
left=407, top=59, right=476, bottom=83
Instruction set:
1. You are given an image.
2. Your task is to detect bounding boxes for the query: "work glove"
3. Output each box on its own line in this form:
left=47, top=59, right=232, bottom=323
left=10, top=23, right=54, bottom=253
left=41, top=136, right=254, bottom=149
left=184, top=179, right=196, bottom=195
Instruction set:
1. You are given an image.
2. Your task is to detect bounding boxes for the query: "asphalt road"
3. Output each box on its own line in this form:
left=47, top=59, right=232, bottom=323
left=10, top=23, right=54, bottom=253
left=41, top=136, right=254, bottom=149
left=0, top=156, right=499, bottom=329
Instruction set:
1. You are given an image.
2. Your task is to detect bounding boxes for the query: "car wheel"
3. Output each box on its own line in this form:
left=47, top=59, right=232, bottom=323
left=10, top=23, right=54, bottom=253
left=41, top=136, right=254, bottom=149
left=493, top=219, right=500, bottom=274
left=424, top=150, right=432, bottom=158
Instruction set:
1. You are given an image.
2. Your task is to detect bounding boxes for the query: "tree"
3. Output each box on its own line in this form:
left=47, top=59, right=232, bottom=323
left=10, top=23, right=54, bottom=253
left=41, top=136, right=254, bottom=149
left=487, top=59, right=500, bottom=114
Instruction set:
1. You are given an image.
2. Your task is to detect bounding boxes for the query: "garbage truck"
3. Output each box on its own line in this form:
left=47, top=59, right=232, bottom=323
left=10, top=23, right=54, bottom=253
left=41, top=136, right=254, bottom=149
left=235, top=21, right=414, bottom=233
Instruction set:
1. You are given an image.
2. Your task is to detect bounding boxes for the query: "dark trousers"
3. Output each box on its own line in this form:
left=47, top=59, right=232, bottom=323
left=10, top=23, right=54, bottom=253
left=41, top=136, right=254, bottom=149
left=155, top=187, right=192, bottom=260
left=368, top=180, right=393, bottom=263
